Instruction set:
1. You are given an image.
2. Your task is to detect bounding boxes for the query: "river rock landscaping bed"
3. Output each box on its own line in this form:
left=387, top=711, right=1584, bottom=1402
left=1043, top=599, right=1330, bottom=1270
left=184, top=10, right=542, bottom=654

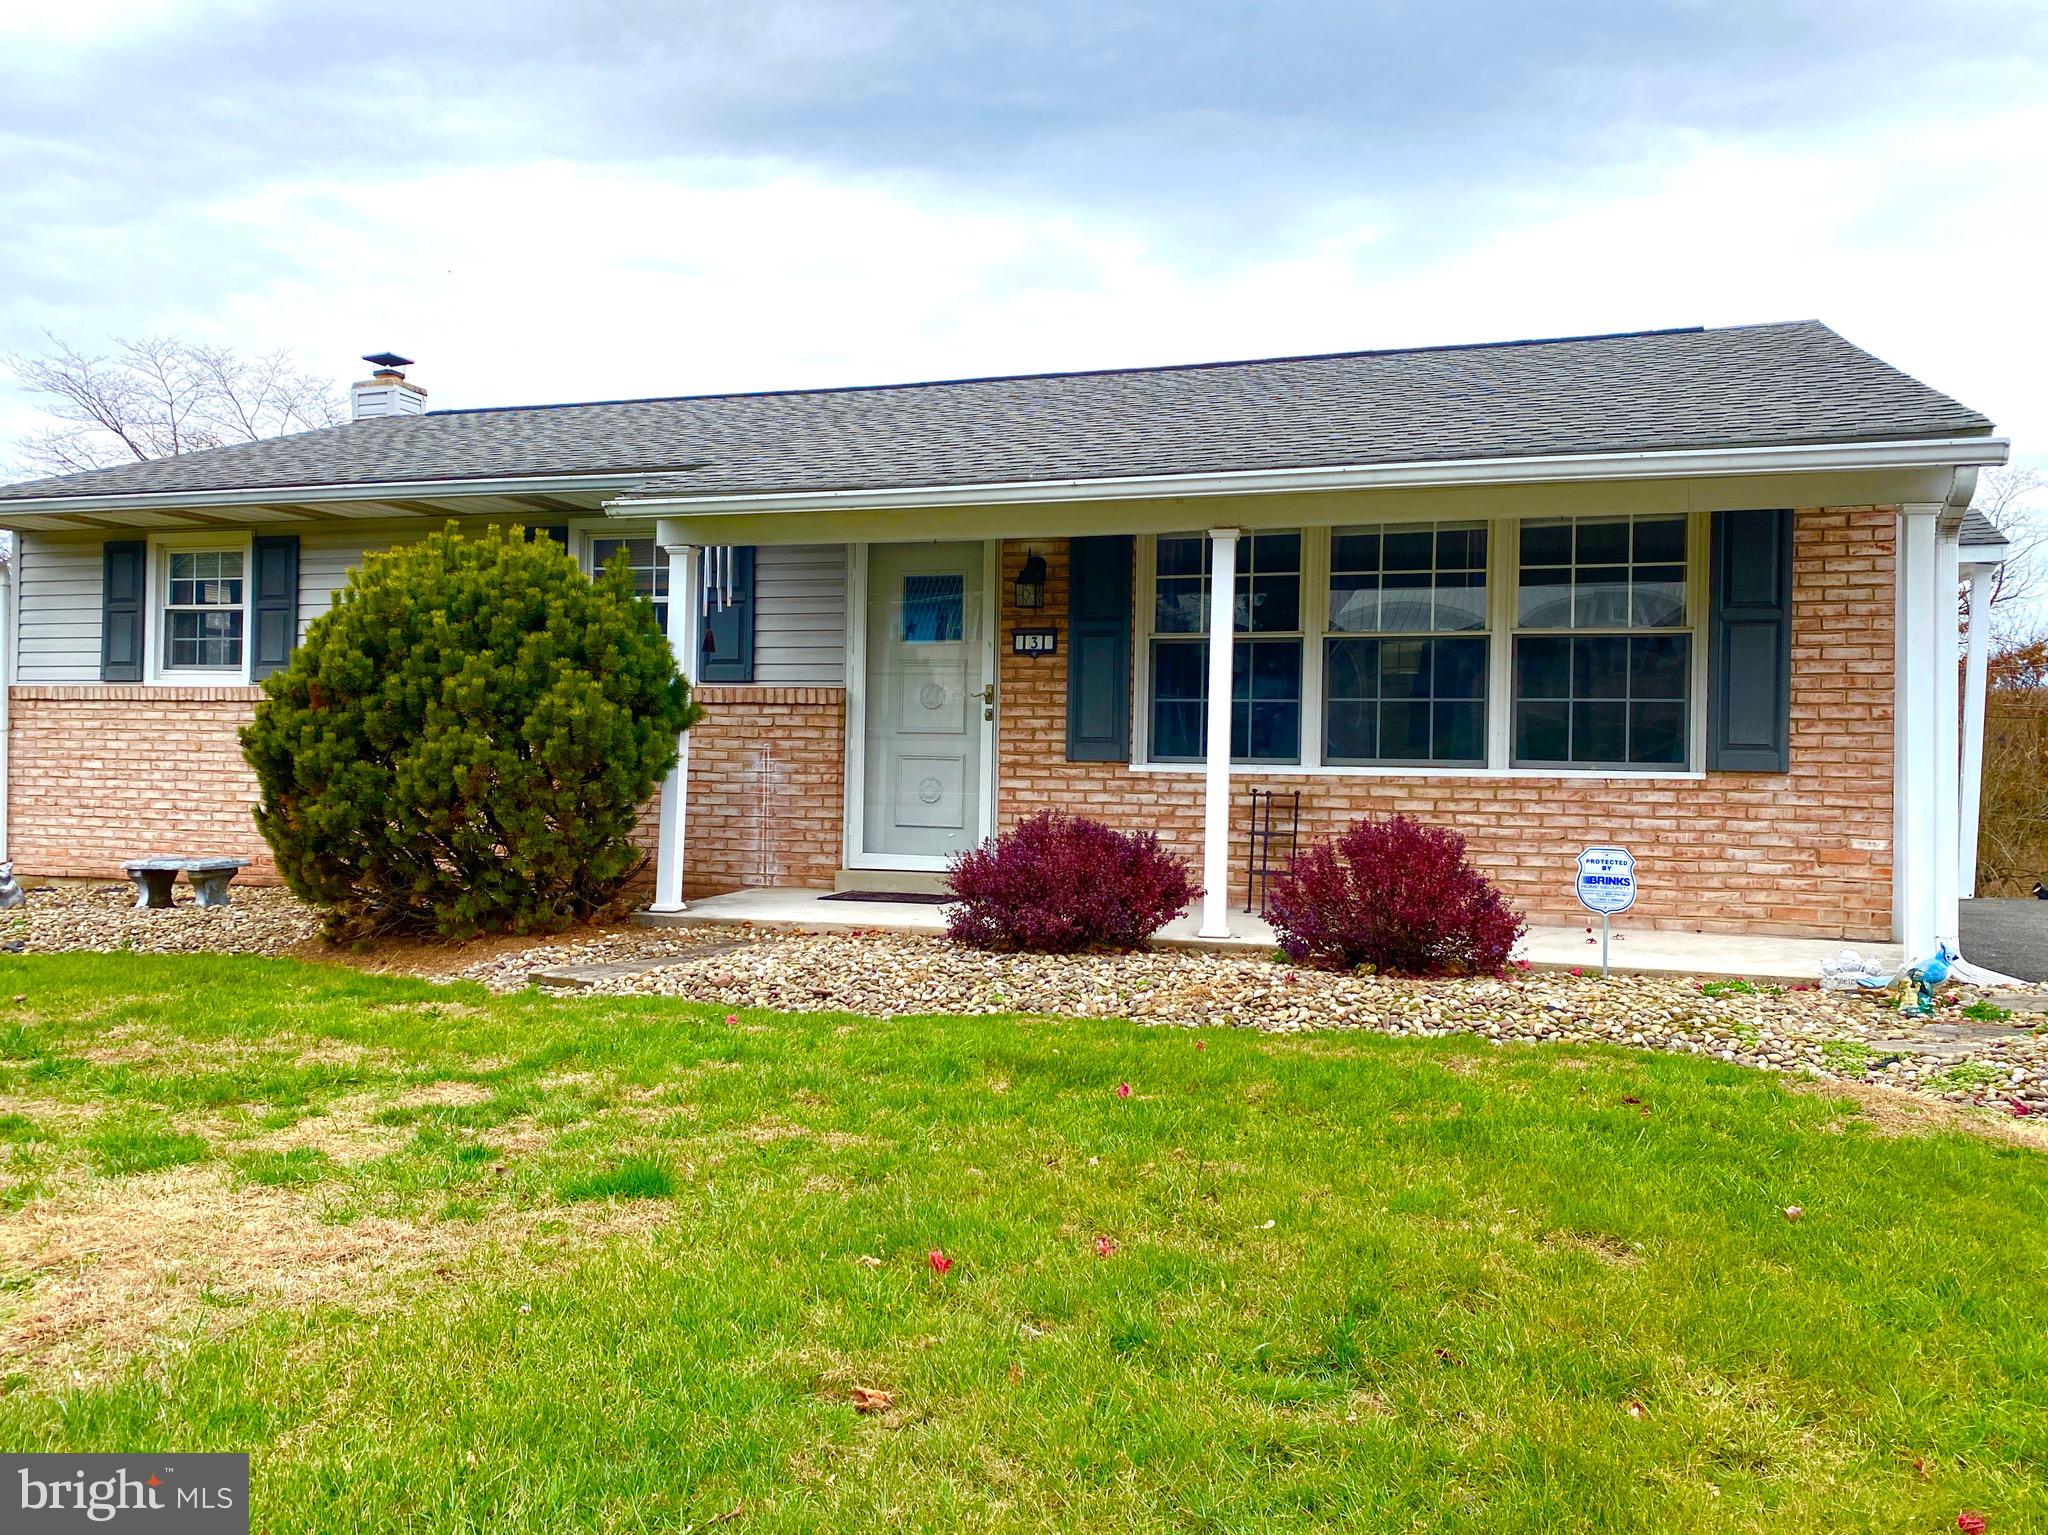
left=4, top=883, right=318, bottom=955
left=574, top=931, right=2048, bottom=1116
left=4, top=887, right=2042, bottom=1120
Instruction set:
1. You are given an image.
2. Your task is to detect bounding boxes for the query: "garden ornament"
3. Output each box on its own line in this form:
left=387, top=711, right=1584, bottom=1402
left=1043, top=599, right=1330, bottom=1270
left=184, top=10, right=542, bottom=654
left=1898, top=942, right=1958, bottom=1017
left=1820, top=949, right=1888, bottom=992
left=0, top=862, right=24, bottom=910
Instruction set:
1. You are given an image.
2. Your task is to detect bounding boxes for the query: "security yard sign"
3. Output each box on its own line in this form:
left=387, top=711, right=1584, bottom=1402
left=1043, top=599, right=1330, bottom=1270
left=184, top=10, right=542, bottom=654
left=1575, top=846, right=1636, bottom=976
left=1575, top=846, right=1637, bottom=915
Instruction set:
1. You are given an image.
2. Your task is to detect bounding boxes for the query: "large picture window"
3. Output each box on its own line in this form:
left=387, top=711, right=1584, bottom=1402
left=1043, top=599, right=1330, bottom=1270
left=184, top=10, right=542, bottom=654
left=1511, top=515, right=1690, bottom=768
left=1148, top=530, right=1302, bottom=762
left=1138, top=516, right=1695, bottom=774
left=1324, top=522, right=1488, bottom=765
left=162, top=549, right=245, bottom=671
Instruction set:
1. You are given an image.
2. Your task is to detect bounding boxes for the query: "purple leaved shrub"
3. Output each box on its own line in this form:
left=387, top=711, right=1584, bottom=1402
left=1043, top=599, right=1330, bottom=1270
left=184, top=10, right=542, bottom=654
left=945, top=810, right=1197, bottom=953
left=1267, top=813, right=1525, bottom=976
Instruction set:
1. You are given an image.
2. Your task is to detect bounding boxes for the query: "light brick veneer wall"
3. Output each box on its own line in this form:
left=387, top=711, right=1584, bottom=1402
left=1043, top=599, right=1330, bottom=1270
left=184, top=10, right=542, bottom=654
left=996, top=509, right=1897, bottom=940
left=8, top=686, right=274, bottom=879
left=671, top=686, right=846, bottom=896
left=9, top=683, right=847, bottom=899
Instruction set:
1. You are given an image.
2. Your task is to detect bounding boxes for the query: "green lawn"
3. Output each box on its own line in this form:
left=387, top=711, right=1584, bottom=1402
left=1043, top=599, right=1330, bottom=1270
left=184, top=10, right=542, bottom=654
left=0, top=953, right=2043, bottom=1532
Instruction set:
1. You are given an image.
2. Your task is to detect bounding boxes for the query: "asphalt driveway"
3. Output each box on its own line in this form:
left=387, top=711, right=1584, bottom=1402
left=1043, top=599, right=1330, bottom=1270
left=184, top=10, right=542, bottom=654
left=1961, top=898, right=2048, bottom=983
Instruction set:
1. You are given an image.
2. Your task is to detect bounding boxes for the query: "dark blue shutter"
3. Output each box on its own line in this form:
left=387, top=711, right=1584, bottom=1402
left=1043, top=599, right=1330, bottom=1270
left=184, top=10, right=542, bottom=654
left=100, top=539, right=146, bottom=682
left=697, top=546, right=755, bottom=683
left=527, top=525, right=570, bottom=550
left=250, top=534, right=299, bottom=679
left=1066, top=535, right=1133, bottom=761
left=1707, top=508, right=1793, bottom=772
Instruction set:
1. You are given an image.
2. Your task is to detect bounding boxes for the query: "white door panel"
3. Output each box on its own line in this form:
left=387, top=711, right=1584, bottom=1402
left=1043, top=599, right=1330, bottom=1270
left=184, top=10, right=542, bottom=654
left=892, top=753, right=968, bottom=830
left=860, top=542, right=990, bottom=862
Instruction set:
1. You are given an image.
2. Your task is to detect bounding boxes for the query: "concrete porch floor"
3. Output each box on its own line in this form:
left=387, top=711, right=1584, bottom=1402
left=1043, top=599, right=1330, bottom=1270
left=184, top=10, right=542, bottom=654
left=638, top=888, right=1907, bottom=983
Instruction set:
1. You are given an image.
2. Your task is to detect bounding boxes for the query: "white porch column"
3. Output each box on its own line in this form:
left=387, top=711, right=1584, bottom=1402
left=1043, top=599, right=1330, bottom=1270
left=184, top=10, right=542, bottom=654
left=649, top=536, right=703, bottom=914
left=1959, top=561, right=1995, bottom=899
left=1932, top=523, right=1963, bottom=946
left=1893, top=505, right=1941, bottom=956
left=1198, top=528, right=1240, bottom=939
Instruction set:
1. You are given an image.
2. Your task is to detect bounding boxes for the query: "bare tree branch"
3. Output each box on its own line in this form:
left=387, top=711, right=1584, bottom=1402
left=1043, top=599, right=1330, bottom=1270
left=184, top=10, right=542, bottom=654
left=4, top=333, right=344, bottom=479
left=1971, top=467, right=2046, bottom=636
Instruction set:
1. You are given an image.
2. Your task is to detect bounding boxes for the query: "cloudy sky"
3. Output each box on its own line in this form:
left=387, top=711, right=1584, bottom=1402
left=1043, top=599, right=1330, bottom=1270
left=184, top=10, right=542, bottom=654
left=1, top=1, right=2044, bottom=494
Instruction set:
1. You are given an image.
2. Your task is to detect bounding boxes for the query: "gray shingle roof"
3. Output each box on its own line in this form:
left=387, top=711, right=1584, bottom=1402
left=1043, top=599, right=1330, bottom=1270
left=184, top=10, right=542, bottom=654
left=0, top=321, right=1994, bottom=507
left=1959, top=509, right=2012, bottom=550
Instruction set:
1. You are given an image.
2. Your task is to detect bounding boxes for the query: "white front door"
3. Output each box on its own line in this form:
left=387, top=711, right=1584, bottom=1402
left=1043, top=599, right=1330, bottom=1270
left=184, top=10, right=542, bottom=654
left=858, top=541, right=992, bottom=864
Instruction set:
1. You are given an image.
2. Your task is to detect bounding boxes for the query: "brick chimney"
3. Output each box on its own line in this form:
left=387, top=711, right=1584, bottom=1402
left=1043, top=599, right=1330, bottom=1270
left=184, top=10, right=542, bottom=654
left=350, top=352, right=427, bottom=420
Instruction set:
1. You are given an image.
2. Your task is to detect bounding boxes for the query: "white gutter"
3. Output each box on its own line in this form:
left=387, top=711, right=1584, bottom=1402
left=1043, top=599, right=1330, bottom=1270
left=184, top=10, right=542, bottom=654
left=609, top=435, right=2009, bottom=515
left=0, top=469, right=686, bottom=519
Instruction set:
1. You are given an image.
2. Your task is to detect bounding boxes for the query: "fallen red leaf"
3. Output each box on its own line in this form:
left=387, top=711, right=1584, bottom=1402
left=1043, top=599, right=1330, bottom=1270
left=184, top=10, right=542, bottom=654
left=850, top=1385, right=893, bottom=1414
left=928, top=1249, right=952, bottom=1276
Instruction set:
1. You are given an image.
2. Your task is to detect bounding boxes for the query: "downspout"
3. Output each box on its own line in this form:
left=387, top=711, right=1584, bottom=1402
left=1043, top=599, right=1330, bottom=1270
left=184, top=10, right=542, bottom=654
left=1958, top=562, right=1995, bottom=898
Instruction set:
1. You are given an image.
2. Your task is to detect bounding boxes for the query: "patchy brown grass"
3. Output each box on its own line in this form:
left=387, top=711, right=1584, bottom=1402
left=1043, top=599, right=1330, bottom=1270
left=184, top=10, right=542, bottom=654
left=1541, top=1228, right=1646, bottom=1265
left=238, top=1095, right=408, bottom=1164
left=0, top=1163, right=674, bottom=1374
left=1789, top=1075, right=2048, bottom=1150
left=390, top=1081, right=493, bottom=1110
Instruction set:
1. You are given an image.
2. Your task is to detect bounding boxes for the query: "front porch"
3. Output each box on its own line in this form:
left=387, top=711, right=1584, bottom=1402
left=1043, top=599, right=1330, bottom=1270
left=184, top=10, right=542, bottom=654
left=631, top=447, right=1998, bottom=952
left=637, top=886, right=1908, bottom=983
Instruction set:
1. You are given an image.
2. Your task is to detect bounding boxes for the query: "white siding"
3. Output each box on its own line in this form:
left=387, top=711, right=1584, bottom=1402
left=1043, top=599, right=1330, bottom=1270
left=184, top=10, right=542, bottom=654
left=753, top=543, right=846, bottom=685
left=15, top=533, right=105, bottom=684
left=10, top=526, right=850, bottom=687
left=297, top=524, right=431, bottom=639
left=306, top=531, right=846, bottom=678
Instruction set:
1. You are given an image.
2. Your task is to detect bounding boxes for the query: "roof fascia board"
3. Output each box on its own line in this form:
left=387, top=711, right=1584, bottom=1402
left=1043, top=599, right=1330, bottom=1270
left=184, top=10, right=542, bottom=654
left=646, top=465, right=1976, bottom=550
left=0, top=470, right=665, bottom=518
left=610, top=436, right=2009, bottom=517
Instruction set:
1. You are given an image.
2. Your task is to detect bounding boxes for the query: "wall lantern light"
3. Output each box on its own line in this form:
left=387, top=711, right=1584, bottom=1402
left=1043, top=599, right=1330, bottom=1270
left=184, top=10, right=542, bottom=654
left=1014, top=548, right=1048, bottom=609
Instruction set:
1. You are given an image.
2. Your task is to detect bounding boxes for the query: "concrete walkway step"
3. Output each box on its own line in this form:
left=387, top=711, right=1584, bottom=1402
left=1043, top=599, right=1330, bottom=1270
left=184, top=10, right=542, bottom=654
left=1866, top=1020, right=2041, bottom=1061
left=1991, top=992, right=2048, bottom=1014
left=533, top=939, right=755, bottom=991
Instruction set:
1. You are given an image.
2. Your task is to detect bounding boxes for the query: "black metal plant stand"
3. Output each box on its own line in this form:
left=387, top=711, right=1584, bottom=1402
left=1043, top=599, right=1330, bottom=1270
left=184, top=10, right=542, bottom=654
left=1243, top=788, right=1302, bottom=916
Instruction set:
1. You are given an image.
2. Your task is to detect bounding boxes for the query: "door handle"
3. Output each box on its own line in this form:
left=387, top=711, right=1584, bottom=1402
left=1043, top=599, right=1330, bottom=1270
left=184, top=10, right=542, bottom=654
left=983, top=682, right=996, bottom=721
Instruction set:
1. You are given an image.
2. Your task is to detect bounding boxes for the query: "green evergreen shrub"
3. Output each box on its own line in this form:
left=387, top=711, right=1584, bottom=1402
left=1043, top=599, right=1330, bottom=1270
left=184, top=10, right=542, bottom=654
left=240, top=524, right=697, bottom=937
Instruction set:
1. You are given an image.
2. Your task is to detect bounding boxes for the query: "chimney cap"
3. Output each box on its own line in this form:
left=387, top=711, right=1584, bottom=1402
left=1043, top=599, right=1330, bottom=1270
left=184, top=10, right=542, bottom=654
left=361, top=352, right=414, bottom=370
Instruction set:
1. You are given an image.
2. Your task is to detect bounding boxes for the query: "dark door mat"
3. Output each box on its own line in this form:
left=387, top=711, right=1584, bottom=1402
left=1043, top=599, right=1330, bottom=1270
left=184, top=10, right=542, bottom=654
left=819, top=890, right=955, bottom=905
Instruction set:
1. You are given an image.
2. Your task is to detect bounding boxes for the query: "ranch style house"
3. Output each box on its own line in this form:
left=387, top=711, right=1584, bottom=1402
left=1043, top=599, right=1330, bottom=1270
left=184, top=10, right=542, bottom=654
left=0, top=322, right=2012, bottom=951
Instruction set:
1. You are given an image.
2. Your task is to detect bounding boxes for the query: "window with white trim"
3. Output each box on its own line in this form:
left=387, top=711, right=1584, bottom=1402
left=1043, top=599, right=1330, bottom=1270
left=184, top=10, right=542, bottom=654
left=1510, top=515, right=1690, bottom=768
left=590, top=536, right=669, bottom=629
left=1135, top=516, right=1699, bottom=773
left=1148, top=530, right=1302, bottom=763
left=162, top=549, right=245, bottom=671
left=1323, top=522, right=1489, bottom=766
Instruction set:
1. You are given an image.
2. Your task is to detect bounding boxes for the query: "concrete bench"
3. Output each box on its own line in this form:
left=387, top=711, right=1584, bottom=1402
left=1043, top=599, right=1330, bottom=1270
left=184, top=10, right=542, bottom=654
left=122, top=857, right=251, bottom=910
